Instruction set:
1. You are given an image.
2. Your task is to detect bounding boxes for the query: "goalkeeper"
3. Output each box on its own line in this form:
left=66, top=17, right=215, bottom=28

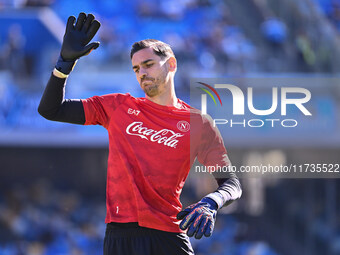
left=38, top=13, right=242, bottom=255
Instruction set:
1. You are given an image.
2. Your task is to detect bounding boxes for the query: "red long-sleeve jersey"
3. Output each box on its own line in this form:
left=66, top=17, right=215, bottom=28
left=81, top=93, right=232, bottom=232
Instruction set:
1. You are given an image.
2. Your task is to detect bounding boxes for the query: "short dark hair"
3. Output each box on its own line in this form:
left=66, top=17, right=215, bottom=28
left=130, top=39, right=175, bottom=59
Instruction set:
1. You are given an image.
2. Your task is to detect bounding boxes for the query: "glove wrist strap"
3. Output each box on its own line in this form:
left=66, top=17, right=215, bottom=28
left=204, top=192, right=225, bottom=210
left=55, top=55, right=77, bottom=75
left=53, top=68, right=69, bottom=78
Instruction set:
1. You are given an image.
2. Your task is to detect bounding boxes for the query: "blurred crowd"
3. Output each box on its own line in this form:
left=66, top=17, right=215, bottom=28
left=0, top=1, right=339, bottom=254
left=0, top=0, right=339, bottom=130
left=0, top=180, right=105, bottom=255
left=0, top=0, right=259, bottom=80
left=264, top=178, right=340, bottom=255
left=0, top=0, right=339, bottom=79
left=0, top=180, right=279, bottom=255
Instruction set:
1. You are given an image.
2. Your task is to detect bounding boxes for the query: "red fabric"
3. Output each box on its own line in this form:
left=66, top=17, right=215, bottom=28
left=81, top=93, right=228, bottom=233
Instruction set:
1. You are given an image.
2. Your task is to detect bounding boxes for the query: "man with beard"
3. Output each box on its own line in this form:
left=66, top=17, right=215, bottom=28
left=38, top=13, right=242, bottom=255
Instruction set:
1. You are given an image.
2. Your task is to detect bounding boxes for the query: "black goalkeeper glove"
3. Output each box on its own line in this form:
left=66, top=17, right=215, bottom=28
left=55, top=12, right=101, bottom=75
left=177, top=197, right=218, bottom=239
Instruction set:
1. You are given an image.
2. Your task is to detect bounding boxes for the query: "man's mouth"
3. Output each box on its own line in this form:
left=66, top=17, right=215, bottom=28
left=142, top=78, right=154, bottom=84
left=142, top=80, right=154, bottom=86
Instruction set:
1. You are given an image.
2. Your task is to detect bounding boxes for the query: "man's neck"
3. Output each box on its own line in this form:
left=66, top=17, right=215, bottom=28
left=146, top=88, right=180, bottom=108
left=147, top=96, right=179, bottom=107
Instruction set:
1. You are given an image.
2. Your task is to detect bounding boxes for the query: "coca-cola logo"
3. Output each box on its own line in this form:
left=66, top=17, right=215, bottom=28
left=126, top=121, right=184, bottom=148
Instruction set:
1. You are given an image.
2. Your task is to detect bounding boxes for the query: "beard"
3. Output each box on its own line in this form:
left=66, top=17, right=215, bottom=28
left=142, top=73, right=167, bottom=97
left=144, top=84, right=159, bottom=97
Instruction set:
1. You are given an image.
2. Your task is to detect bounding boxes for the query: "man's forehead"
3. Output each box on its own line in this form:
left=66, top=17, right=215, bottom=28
left=131, top=48, right=161, bottom=65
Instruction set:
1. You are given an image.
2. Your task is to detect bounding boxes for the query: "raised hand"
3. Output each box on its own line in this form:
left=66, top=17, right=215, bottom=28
left=56, top=12, right=101, bottom=75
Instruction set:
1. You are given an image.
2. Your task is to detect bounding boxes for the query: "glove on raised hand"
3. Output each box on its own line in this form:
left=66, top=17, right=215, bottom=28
left=177, top=197, right=218, bottom=239
left=56, top=12, right=101, bottom=75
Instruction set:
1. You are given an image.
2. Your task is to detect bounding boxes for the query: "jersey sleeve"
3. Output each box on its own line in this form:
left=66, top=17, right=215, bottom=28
left=196, top=114, right=230, bottom=167
left=196, top=114, right=242, bottom=207
left=81, top=93, right=129, bottom=128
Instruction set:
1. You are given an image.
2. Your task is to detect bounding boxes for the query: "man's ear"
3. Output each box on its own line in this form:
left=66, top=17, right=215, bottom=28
left=168, top=57, right=177, bottom=72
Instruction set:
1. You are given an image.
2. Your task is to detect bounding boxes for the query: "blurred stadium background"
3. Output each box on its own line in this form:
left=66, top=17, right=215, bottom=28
left=0, top=0, right=340, bottom=254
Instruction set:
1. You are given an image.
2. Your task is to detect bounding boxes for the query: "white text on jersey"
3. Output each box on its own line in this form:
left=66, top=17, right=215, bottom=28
left=126, top=121, right=184, bottom=148
left=128, top=108, right=140, bottom=116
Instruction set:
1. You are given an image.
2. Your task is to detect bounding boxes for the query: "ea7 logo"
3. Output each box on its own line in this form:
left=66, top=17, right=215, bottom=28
left=128, top=108, right=140, bottom=116
left=199, top=83, right=312, bottom=116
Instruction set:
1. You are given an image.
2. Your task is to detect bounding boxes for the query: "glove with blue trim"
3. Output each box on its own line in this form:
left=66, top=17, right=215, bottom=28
left=56, top=12, right=101, bottom=75
left=177, top=197, right=218, bottom=239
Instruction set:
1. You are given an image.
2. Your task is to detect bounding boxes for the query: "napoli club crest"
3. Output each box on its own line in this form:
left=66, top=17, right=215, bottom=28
left=177, top=121, right=190, bottom=132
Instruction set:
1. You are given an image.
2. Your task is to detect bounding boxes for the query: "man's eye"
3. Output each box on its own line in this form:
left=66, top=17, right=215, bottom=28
left=146, top=63, right=153, bottom=68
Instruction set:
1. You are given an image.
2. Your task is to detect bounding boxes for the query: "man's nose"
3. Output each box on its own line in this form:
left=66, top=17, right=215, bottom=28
left=139, top=68, right=147, bottom=80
